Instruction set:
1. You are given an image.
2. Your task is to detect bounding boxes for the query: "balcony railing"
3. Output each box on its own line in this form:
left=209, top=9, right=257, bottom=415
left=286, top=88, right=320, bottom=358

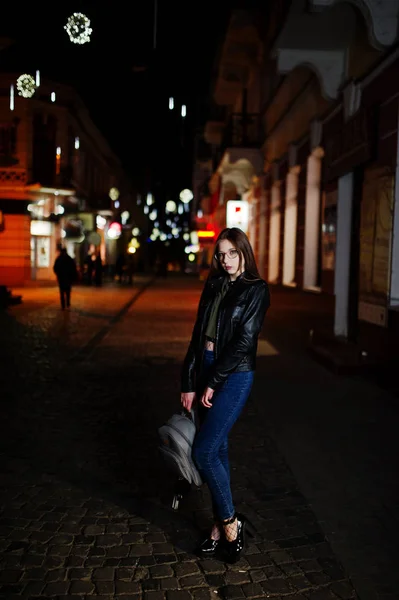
left=222, top=113, right=263, bottom=150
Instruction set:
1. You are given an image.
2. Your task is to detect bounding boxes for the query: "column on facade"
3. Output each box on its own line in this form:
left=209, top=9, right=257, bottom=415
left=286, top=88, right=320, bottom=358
left=277, top=161, right=287, bottom=284
left=257, top=187, right=268, bottom=276
left=282, top=165, right=300, bottom=285
left=303, top=146, right=324, bottom=290
left=245, top=189, right=257, bottom=250
left=334, top=172, right=354, bottom=338
left=268, top=179, right=282, bottom=283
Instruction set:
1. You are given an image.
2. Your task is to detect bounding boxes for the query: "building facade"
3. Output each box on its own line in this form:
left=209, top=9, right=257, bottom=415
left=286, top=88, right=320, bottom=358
left=0, top=73, right=144, bottom=286
left=193, top=0, right=399, bottom=358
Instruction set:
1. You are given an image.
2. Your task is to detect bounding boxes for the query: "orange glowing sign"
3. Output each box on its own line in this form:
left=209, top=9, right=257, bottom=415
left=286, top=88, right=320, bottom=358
left=197, top=230, right=215, bottom=238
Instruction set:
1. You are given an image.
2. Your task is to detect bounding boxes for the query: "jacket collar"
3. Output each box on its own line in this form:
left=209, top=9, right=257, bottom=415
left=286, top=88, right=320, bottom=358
left=207, top=271, right=248, bottom=298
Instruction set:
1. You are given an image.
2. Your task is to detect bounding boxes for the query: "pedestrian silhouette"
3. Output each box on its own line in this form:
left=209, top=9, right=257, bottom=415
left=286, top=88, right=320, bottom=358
left=53, top=247, right=77, bottom=310
left=85, top=252, right=95, bottom=285
left=94, top=254, right=103, bottom=286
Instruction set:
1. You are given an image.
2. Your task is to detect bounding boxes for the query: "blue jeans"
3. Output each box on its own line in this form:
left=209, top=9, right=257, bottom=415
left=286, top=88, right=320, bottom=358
left=192, top=350, right=254, bottom=521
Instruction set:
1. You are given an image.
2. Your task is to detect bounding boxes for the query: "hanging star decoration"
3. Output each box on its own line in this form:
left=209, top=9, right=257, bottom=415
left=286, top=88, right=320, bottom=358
left=64, top=13, right=92, bottom=45
left=16, top=74, right=36, bottom=98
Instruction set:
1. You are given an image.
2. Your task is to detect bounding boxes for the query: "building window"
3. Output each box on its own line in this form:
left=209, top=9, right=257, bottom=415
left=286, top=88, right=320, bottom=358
left=0, top=121, right=18, bottom=166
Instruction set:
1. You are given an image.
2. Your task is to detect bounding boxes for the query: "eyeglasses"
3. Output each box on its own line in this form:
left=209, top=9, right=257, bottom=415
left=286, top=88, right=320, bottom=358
left=215, top=249, right=239, bottom=262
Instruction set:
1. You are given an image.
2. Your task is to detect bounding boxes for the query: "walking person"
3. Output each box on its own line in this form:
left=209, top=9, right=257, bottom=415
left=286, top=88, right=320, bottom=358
left=53, top=247, right=77, bottom=310
left=181, top=227, right=270, bottom=563
left=94, top=253, right=103, bottom=287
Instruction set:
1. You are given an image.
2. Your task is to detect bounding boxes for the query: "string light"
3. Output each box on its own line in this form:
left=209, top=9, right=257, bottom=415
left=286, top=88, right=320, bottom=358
left=16, top=74, right=36, bottom=98
left=179, top=189, right=193, bottom=203
left=166, top=200, right=176, bottom=213
left=10, top=84, right=14, bottom=111
left=109, top=187, right=120, bottom=201
left=64, top=13, right=92, bottom=45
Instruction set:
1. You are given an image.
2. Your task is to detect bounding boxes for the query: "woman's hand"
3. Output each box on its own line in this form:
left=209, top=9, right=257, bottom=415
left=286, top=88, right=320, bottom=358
left=200, top=387, right=215, bottom=408
left=181, top=392, right=196, bottom=411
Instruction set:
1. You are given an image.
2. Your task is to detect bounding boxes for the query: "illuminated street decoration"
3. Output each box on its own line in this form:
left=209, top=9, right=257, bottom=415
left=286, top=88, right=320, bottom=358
left=107, top=222, right=122, bottom=239
left=96, top=215, right=107, bottom=229
left=179, top=189, right=193, bottom=204
left=121, top=210, right=130, bottom=224
left=9, top=84, right=14, bottom=110
left=109, top=187, right=120, bottom=201
left=166, top=200, right=176, bottom=213
left=56, top=147, right=61, bottom=175
left=64, top=13, right=93, bottom=45
left=16, top=74, right=36, bottom=98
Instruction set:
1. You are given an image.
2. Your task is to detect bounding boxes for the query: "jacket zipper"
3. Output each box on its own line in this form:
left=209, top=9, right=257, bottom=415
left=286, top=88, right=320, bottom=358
left=215, top=307, right=221, bottom=360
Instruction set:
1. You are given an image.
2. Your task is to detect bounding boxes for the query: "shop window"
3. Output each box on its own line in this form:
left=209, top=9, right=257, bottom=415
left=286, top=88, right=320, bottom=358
left=0, top=120, right=19, bottom=166
left=321, top=189, right=337, bottom=271
left=37, top=237, right=50, bottom=268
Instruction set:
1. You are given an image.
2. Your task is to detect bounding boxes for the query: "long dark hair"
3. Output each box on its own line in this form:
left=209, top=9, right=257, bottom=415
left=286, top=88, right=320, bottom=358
left=208, top=227, right=262, bottom=281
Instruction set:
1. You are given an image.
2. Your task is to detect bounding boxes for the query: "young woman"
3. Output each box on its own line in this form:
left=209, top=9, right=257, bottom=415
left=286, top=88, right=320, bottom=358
left=181, top=227, right=270, bottom=563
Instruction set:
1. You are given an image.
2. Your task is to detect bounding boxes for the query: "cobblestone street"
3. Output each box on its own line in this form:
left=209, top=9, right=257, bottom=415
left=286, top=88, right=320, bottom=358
left=0, top=277, right=398, bottom=600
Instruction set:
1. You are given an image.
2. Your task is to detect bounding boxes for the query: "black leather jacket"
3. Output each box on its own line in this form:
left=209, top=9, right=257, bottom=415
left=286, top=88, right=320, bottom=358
left=181, top=273, right=270, bottom=392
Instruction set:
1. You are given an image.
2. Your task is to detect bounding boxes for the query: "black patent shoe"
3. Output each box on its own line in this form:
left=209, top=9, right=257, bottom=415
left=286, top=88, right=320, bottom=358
left=223, top=513, right=256, bottom=564
left=196, top=536, right=220, bottom=557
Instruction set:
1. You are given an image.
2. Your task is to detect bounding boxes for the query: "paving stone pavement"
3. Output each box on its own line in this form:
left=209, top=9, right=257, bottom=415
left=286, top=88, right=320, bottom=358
left=0, top=276, right=389, bottom=599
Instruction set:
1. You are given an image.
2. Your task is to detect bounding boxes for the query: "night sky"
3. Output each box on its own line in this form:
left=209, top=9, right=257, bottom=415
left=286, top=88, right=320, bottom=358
left=0, top=1, right=233, bottom=191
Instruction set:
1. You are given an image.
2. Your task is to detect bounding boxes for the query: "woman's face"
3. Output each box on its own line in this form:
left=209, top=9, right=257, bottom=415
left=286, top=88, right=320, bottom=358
left=216, top=239, right=245, bottom=281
